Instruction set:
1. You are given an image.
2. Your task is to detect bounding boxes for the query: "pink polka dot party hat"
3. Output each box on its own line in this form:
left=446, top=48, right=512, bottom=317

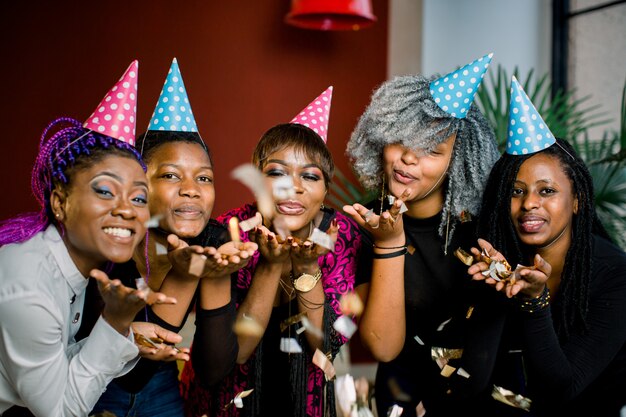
left=289, top=86, right=333, bottom=143
left=84, top=60, right=139, bottom=145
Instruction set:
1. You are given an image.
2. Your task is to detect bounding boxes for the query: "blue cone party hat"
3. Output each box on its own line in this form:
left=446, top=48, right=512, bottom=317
left=505, top=76, right=555, bottom=155
left=429, top=53, right=493, bottom=119
left=149, top=58, right=198, bottom=132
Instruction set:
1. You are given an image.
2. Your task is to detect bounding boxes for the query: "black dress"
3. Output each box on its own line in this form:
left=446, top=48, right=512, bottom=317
left=356, top=212, right=505, bottom=417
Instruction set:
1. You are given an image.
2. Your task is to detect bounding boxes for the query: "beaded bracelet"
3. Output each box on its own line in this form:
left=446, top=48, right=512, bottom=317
left=372, top=247, right=408, bottom=259
left=517, top=286, right=551, bottom=313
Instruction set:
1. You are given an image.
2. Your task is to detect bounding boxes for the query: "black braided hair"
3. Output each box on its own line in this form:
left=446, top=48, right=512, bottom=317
left=477, top=138, right=610, bottom=340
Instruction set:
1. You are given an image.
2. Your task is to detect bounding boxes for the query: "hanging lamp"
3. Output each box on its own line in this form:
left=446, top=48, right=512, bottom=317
left=285, top=0, right=377, bottom=31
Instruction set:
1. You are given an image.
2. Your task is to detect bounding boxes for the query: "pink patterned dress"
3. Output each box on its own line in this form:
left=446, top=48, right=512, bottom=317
left=180, top=204, right=362, bottom=417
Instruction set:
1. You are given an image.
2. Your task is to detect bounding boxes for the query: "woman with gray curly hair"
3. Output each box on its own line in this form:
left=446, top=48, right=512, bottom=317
left=344, top=54, right=506, bottom=416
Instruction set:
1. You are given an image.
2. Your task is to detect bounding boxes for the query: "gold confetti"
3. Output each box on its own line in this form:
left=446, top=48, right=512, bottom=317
left=491, top=385, right=532, bottom=411
left=188, top=253, right=206, bottom=276
left=280, top=311, right=307, bottom=332
left=407, top=244, right=416, bottom=255
left=440, top=364, right=456, bottom=377
left=454, top=247, right=473, bottom=266
left=465, top=305, right=475, bottom=319
left=312, top=348, right=336, bottom=381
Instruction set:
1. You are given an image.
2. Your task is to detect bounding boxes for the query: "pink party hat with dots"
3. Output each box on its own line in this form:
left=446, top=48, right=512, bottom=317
left=84, top=60, right=139, bottom=145
left=289, top=86, right=333, bottom=143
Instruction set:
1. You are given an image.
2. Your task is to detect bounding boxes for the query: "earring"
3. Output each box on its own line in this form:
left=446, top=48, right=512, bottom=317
left=55, top=213, right=60, bottom=218
left=320, top=203, right=325, bottom=210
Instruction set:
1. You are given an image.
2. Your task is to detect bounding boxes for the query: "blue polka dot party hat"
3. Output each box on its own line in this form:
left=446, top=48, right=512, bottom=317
left=429, top=53, right=493, bottom=119
left=505, top=76, right=555, bottom=155
left=148, top=58, right=198, bottom=132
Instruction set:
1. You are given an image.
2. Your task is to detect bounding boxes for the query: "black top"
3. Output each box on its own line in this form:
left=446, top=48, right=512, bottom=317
left=490, top=235, right=626, bottom=417
left=356, top=212, right=504, bottom=417
left=107, top=220, right=237, bottom=393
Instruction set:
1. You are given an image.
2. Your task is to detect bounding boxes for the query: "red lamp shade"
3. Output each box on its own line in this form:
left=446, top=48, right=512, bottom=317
left=285, top=0, right=377, bottom=31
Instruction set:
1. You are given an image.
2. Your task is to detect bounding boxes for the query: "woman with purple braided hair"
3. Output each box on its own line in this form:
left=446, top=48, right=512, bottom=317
left=0, top=117, right=175, bottom=416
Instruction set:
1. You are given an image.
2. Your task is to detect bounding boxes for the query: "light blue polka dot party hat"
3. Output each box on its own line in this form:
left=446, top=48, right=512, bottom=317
left=148, top=58, right=198, bottom=132
left=505, top=76, right=555, bottom=155
left=429, top=53, right=493, bottom=119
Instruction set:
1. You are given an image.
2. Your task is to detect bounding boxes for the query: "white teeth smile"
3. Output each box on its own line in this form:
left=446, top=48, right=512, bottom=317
left=103, top=227, right=132, bottom=238
left=522, top=221, right=543, bottom=226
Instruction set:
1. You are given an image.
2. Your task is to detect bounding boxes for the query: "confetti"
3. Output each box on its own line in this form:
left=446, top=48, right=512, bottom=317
left=144, top=214, right=163, bottom=228
left=431, top=347, right=463, bottom=369
left=333, top=316, right=357, bottom=339
left=272, top=176, right=296, bottom=200
left=465, top=306, right=475, bottom=319
left=413, top=334, right=425, bottom=346
left=398, top=202, right=408, bottom=214
left=134, top=333, right=160, bottom=349
left=239, top=212, right=262, bottom=232
left=280, top=337, right=303, bottom=353
left=228, top=217, right=241, bottom=243
left=231, top=164, right=274, bottom=220
left=335, top=374, right=357, bottom=417
left=454, top=247, right=474, bottom=266
left=224, top=389, right=254, bottom=410
left=387, top=404, right=404, bottom=417
left=155, top=242, right=168, bottom=255
left=312, top=348, right=336, bottom=381
left=440, top=364, right=456, bottom=377
left=301, top=316, right=324, bottom=339
left=339, top=292, right=364, bottom=316
left=491, top=385, right=532, bottom=411
left=437, top=317, right=452, bottom=331
left=135, top=277, right=149, bottom=292
left=309, top=228, right=334, bottom=250
left=280, top=312, right=307, bottom=332
left=188, top=253, right=206, bottom=276
left=457, top=367, right=471, bottom=378
left=416, top=401, right=426, bottom=417
left=233, top=314, right=264, bottom=338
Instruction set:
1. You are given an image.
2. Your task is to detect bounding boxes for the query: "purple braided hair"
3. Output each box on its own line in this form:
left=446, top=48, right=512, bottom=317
left=0, top=117, right=145, bottom=246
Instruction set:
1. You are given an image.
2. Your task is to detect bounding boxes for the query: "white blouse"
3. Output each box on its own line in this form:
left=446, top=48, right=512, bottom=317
left=0, top=226, right=138, bottom=416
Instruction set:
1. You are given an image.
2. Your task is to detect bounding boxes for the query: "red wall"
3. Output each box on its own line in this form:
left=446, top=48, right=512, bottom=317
left=1, top=1, right=388, bottom=220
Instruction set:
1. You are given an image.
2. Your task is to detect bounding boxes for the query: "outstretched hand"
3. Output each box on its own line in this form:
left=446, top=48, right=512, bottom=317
left=467, top=238, right=551, bottom=298
left=249, top=224, right=292, bottom=263
left=166, top=234, right=257, bottom=279
left=132, top=321, right=190, bottom=362
left=291, top=219, right=339, bottom=267
left=343, top=190, right=408, bottom=245
left=90, top=269, right=176, bottom=336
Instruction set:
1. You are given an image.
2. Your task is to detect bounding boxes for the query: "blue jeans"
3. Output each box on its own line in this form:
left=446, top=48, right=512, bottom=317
left=92, top=363, right=183, bottom=417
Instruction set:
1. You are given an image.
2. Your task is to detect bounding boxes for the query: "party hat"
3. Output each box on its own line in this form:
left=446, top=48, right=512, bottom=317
left=429, top=53, right=493, bottom=119
left=148, top=58, right=198, bottom=133
left=290, top=86, right=333, bottom=143
left=84, top=60, right=139, bottom=145
left=505, top=76, right=555, bottom=155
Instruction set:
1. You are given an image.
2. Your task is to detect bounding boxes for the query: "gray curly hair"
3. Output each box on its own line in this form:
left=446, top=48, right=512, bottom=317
left=347, top=74, right=499, bottom=241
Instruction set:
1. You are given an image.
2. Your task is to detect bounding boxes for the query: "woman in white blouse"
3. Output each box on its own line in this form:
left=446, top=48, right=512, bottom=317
left=0, top=118, right=174, bottom=416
